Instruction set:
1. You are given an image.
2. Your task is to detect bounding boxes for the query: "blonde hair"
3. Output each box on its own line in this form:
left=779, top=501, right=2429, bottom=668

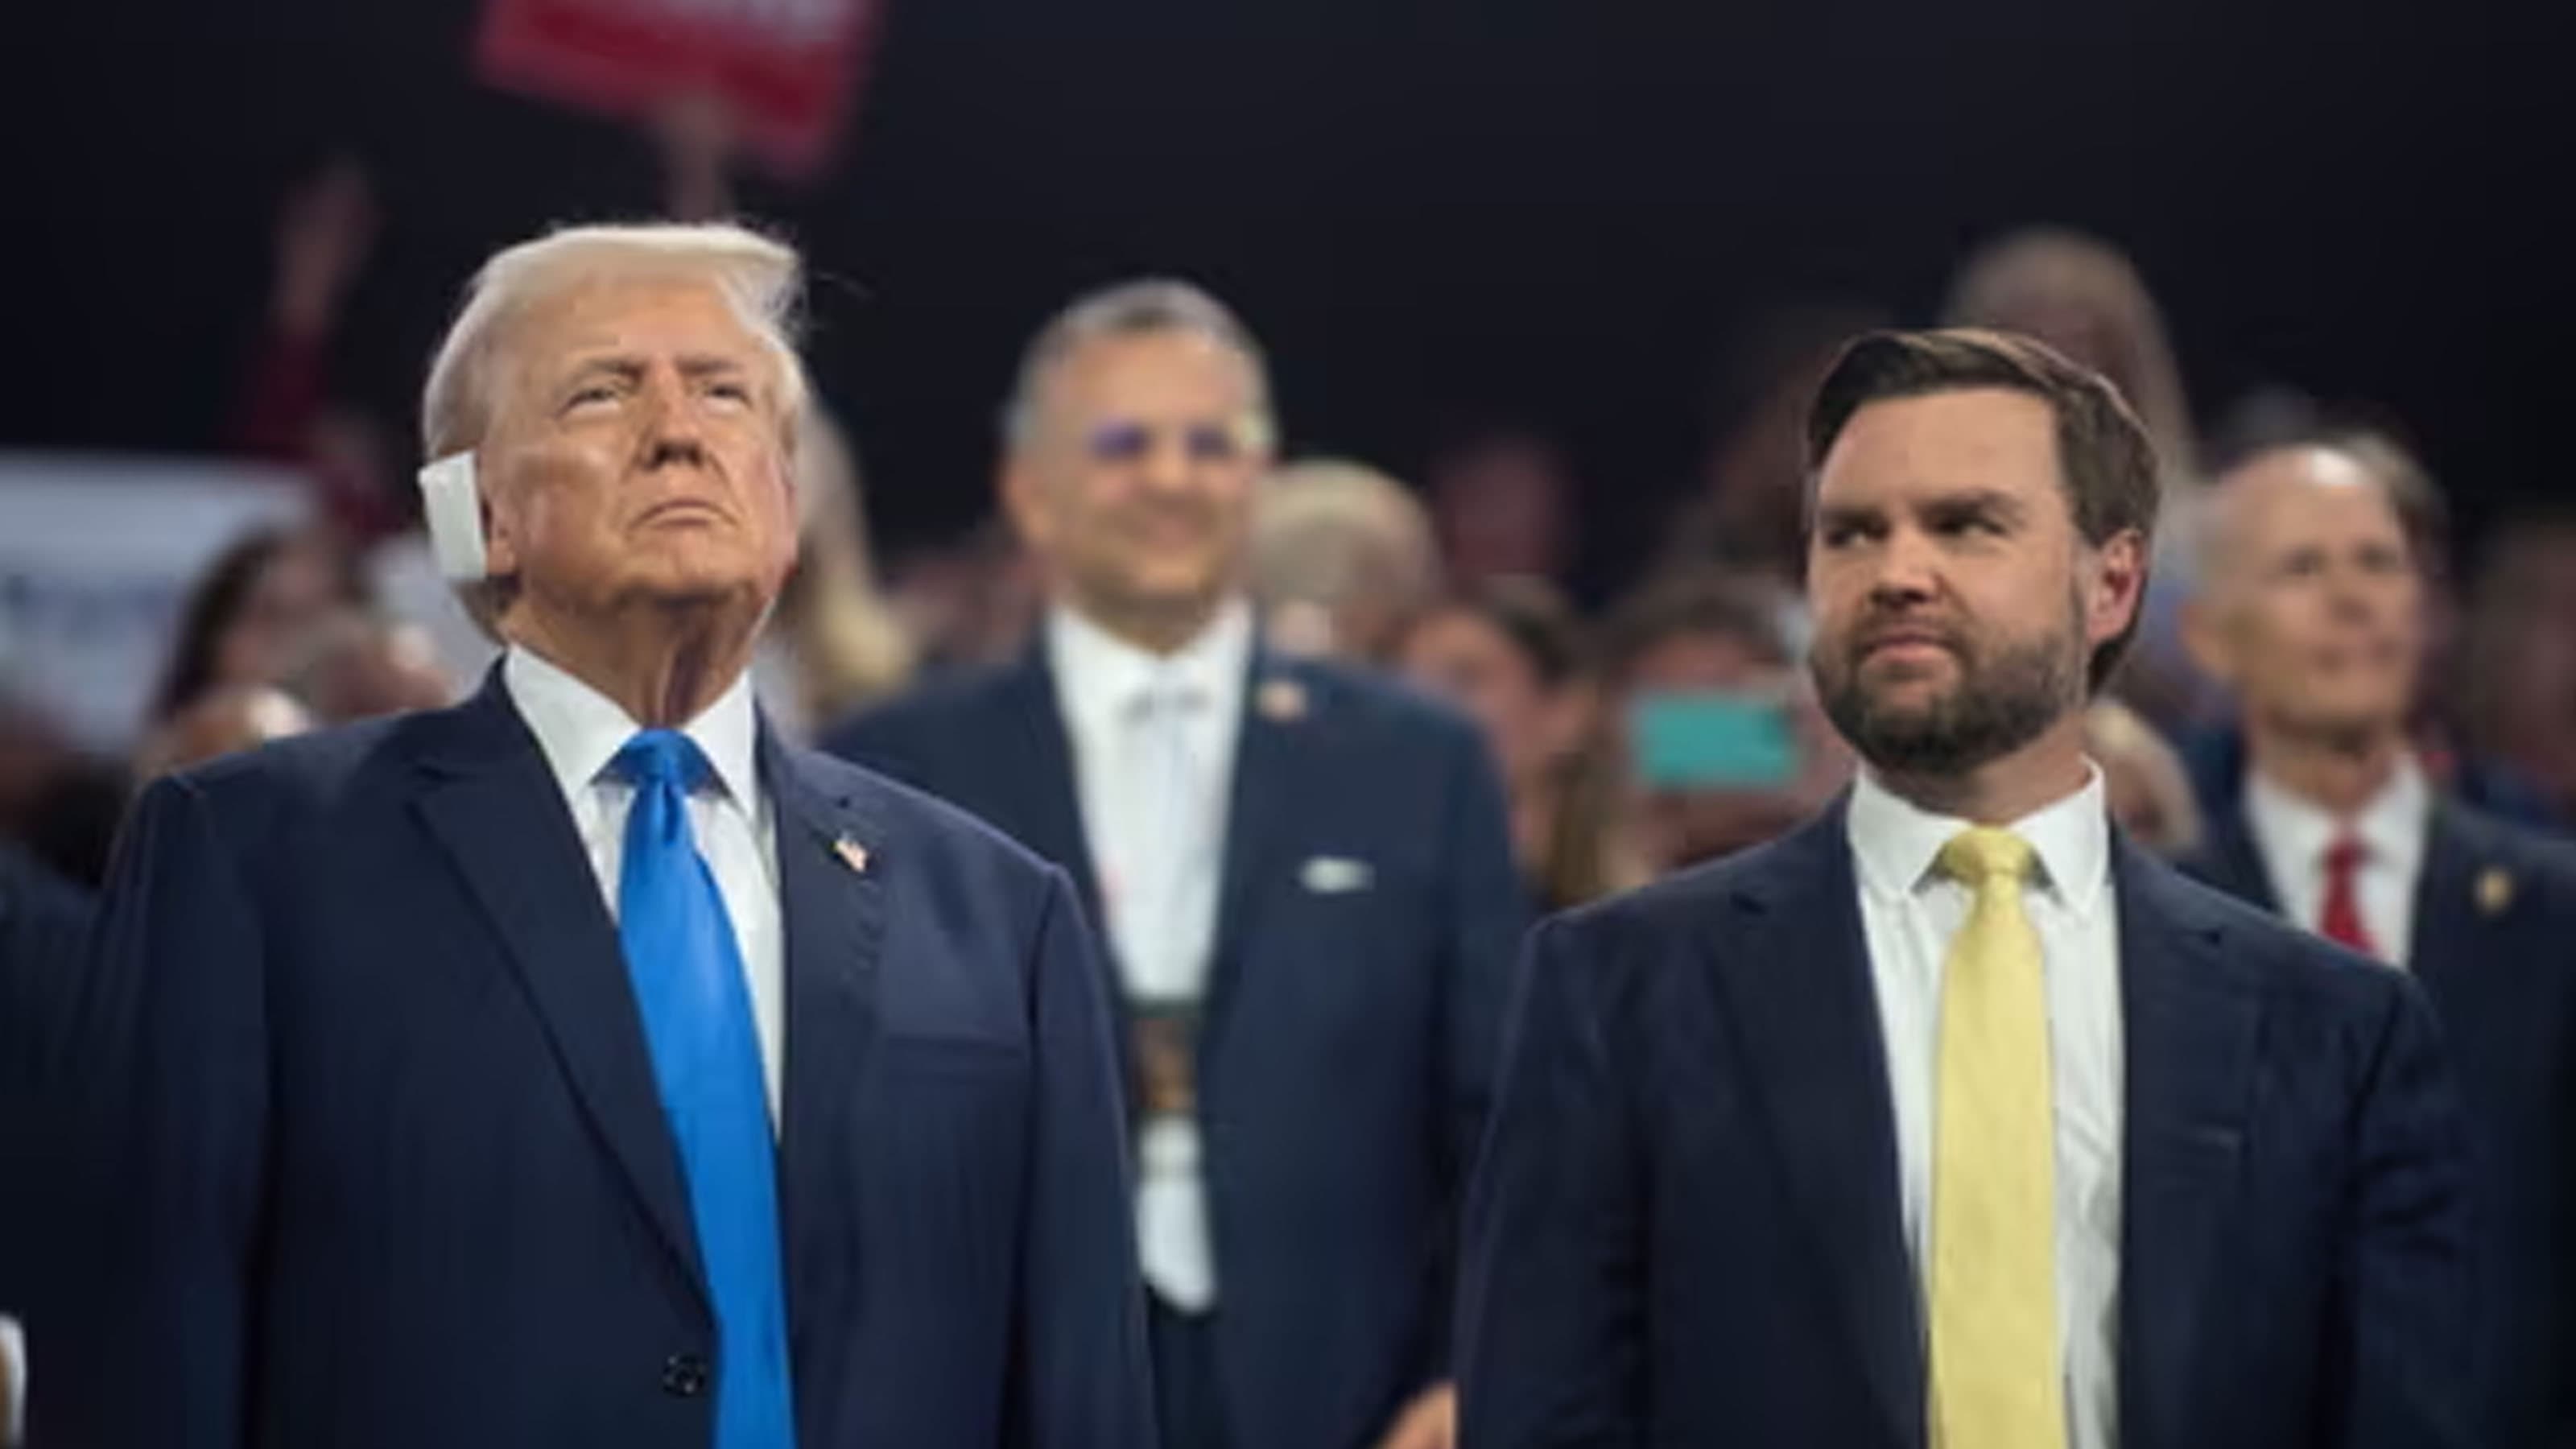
left=1250, top=458, right=1440, bottom=658
left=2086, top=698, right=2204, bottom=857
left=421, top=221, right=810, bottom=459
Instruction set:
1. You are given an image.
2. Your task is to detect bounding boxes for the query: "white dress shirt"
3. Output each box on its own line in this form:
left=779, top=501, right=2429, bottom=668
left=503, top=645, right=786, bottom=1127
left=1847, top=766, right=2125, bottom=1449
left=1046, top=598, right=1252, bottom=1311
left=2244, top=754, right=2429, bottom=968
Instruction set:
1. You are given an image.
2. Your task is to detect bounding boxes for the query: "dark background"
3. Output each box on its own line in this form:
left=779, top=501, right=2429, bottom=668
left=3, top=0, right=2555, bottom=576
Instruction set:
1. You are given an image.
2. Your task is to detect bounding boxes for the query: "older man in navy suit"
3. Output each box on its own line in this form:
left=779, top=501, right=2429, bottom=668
left=829, top=281, right=1525, bottom=1449
left=47, top=224, right=1150, bottom=1449
left=2179, top=436, right=2576, bottom=1447
left=1459, top=329, right=2474, bottom=1448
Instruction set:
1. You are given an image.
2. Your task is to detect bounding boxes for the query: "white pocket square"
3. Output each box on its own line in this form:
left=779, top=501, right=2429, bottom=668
left=1300, top=856, right=1375, bottom=894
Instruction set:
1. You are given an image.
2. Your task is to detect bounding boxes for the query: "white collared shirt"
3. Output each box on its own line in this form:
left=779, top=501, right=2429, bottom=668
left=1046, top=598, right=1253, bottom=1312
left=1046, top=598, right=1253, bottom=1004
left=2244, top=754, right=2429, bottom=968
left=503, top=645, right=785, bottom=1126
left=1847, top=766, right=2125, bottom=1449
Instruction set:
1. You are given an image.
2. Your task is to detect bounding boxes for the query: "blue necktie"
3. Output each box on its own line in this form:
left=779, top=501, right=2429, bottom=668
left=613, top=729, right=796, bottom=1449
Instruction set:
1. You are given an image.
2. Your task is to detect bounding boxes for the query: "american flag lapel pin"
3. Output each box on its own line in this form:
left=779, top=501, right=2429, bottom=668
left=2476, top=865, right=2513, bottom=915
left=1257, top=676, right=1308, bottom=723
left=833, top=835, right=871, bottom=875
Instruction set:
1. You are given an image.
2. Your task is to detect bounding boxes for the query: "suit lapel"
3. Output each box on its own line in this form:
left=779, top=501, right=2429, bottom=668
left=409, top=675, right=708, bottom=1311
left=1199, top=651, right=1308, bottom=1062
left=2198, top=803, right=2285, bottom=916
left=763, top=729, right=891, bottom=1355
left=1703, top=803, right=1922, bottom=1447
left=1003, top=652, right=1105, bottom=927
left=2406, top=804, right=2483, bottom=1002
left=2116, top=843, right=2262, bottom=1449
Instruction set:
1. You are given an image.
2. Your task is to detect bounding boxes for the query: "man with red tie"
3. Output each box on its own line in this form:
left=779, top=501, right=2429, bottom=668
left=2181, top=435, right=2576, bottom=1446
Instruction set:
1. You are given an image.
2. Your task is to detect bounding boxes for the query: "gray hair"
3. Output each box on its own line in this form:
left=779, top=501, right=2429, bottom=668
left=999, top=279, right=1273, bottom=450
left=420, top=221, right=811, bottom=460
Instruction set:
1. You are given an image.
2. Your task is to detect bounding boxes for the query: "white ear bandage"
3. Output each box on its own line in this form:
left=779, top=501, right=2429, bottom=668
left=416, top=452, right=488, bottom=582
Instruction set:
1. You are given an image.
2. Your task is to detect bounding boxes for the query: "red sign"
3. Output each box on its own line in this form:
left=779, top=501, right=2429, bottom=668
left=477, top=0, right=882, bottom=177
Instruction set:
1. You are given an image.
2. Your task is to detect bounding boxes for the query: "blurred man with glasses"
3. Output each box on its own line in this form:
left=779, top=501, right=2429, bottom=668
left=830, top=281, right=1525, bottom=1449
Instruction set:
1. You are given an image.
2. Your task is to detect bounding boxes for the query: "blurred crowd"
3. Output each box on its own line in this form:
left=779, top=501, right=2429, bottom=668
left=6, top=163, right=2574, bottom=910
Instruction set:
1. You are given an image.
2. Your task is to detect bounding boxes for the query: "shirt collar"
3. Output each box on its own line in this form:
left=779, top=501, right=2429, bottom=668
left=502, top=643, right=762, bottom=807
left=2244, top=751, right=2429, bottom=877
left=1046, top=596, right=1254, bottom=732
left=1847, top=762, right=2113, bottom=912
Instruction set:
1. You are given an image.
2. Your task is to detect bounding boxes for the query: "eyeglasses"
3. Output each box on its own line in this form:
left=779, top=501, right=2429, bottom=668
left=1083, top=417, right=1266, bottom=465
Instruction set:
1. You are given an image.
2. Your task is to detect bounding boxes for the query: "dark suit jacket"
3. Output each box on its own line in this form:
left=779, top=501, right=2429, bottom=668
left=2187, top=795, right=2576, bottom=1447
left=1460, top=800, right=2476, bottom=1449
left=43, top=675, right=1153, bottom=1449
left=0, top=845, right=90, bottom=1325
left=827, top=643, right=1528, bottom=1449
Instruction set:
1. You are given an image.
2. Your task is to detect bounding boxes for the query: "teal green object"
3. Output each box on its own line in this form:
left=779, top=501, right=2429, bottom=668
left=1627, top=690, right=1800, bottom=788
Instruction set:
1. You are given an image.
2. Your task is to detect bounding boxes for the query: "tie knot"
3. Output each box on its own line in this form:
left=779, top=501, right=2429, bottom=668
left=2325, top=834, right=2370, bottom=875
left=1128, top=672, right=1208, bottom=721
left=1938, top=826, right=2037, bottom=888
left=612, top=729, right=712, bottom=794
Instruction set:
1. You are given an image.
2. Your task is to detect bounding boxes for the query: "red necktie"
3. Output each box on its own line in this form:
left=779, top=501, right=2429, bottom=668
left=2319, top=835, right=2381, bottom=959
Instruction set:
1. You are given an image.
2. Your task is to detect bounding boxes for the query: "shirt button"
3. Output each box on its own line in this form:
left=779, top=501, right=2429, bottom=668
left=662, top=1352, right=710, bottom=1398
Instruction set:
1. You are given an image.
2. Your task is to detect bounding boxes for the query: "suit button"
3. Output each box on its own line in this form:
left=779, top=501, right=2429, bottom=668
left=662, top=1352, right=710, bottom=1398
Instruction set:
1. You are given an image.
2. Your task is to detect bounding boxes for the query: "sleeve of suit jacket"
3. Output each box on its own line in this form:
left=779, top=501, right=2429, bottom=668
left=1428, top=724, right=1533, bottom=1382
left=1455, top=913, right=1645, bottom=1447
left=2334, top=976, right=2479, bottom=1449
left=47, top=774, right=270, bottom=1449
left=1010, top=867, right=1158, bottom=1448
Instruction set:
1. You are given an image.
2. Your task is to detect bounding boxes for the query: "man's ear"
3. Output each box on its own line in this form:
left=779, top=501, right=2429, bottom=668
left=480, top=464, right=520, bottom=582
left=1000, top=453, right=1053, bottom=555
left=2085, top=528, right=2149, bottom=653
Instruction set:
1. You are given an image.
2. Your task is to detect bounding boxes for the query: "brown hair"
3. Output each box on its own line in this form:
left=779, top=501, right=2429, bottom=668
left=1805, top=326, right=2161, bottom=692
left=1596, top=570, right=1794, bottom=687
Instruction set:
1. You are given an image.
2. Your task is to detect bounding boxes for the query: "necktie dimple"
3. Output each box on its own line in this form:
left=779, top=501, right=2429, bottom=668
left=614, top=729, right=796, bottom=1448
left=1927, top=825, right=2066, bottom=1449
left=2319, top=833, right=2380, bottom=959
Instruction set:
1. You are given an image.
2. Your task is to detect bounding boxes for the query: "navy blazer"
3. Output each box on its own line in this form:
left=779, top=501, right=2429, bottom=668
left=1, top=845, right=90, bottom=1324
left=2186, top=797, right=2576, bottom=1447
left=42, top=675, right=1153, bottom=1449
left=827, top=643, right=1528, bottom=1449
left=1460, top=801, right=2476, bottom=1449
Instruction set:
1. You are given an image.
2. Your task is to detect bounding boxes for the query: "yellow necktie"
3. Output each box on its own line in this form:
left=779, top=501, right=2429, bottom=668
left=1928, top=827, right=2066, bottom=1449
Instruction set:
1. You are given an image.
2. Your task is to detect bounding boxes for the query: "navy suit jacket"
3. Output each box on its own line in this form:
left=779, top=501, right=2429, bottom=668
left=2186, top=795, right=2576, bottom=1447
left=43, top=675, right=1153, bottom=1449
left=827, top=643, right=1528, bottom=1449
left=1, top=845, right=90, bottom=1323
left=1460, top=800, right=2476, bottom=1449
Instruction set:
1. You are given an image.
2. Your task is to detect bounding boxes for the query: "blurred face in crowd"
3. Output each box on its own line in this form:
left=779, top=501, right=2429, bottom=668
left=1005, top=328, right=1269, bottom=644
left=2186, top=447, right=2423, bottom=748
left=216, top=539, right=353, bottom=692
left=1431, top=435, right=1570, bottom=584
left=479, top=275, right=801, bottom=638
left=1399, top=607, right=1586, bottom=789
left=1619, top=624, right=1829, bottom=872
left=1806, top=389, right=2141, bottom=777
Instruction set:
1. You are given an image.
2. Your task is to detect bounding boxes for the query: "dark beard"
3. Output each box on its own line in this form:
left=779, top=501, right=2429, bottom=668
left=1811, top=605, right=2083, bottom=777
